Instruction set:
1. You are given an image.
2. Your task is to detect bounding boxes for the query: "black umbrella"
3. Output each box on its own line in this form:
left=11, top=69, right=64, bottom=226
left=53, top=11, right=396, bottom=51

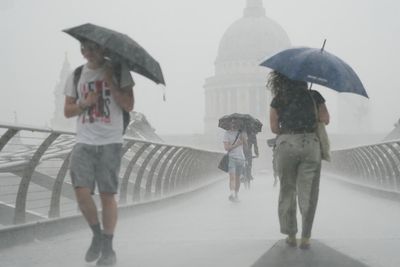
left=63, top=23, right=165, bottom=85
left=218, top=113, right=263, bottom=133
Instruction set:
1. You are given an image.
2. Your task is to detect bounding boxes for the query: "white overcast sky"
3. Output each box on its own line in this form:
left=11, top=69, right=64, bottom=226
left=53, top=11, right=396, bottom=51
left=0, top=0, right=399, bottom=134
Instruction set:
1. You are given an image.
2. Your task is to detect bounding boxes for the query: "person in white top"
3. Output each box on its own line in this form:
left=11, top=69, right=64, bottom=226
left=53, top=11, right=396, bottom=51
left=64, top=39, right=134, bottom=266
left=223, top=118, right=247, bottom=202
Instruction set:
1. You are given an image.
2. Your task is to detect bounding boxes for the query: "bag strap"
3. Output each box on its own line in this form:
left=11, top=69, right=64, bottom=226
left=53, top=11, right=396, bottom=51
left=308, top=90, right=319, bottom=130
left=231, top=131, right=241, bottom=145
left=73, top=64, right=122, bottom=95
left=73, top=65, right=84, bottom=96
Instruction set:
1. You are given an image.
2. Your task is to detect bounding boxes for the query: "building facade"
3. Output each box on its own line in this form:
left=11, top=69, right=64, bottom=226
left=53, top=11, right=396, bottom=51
left=203, top=0, right=291, bottom=137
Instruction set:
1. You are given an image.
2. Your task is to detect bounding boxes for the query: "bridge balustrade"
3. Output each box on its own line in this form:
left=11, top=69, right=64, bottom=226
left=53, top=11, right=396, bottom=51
left=0, top=124, right=223, bottom=227
left=327, top=140, right=400, bottom=193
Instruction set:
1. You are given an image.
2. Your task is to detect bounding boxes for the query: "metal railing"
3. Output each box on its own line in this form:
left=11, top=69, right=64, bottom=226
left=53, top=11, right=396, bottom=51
left=0, top=124, right=223, bottom=227
left=327, top=139, right=400, bottom=194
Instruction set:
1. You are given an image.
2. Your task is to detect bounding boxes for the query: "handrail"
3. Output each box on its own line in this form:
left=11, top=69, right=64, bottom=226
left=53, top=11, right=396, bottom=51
left=0, top=124, right=224, bottom=227
left=327, top=140, right=400, bottom=194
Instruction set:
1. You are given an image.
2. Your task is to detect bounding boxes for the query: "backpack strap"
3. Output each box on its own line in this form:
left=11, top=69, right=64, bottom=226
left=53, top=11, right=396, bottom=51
left=73, top=64, right=122, bottom=97
left=73, top=65, right=84, bottom=98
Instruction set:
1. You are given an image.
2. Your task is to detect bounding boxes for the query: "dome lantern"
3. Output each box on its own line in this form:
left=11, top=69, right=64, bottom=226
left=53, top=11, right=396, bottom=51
left=244, top=0, right=265, bottom=17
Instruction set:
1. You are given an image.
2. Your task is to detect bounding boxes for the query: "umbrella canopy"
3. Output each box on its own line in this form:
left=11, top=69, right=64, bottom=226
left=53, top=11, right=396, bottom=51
left=63, top=23, right=165, bottom=85
left=218, top=113, right=263, bottom=133
left=260, top=45, right=368, bottom=98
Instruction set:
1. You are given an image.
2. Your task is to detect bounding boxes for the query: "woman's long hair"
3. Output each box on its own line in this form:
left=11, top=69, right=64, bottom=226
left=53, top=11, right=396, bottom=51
left=267, top=71, right=308, bottom=101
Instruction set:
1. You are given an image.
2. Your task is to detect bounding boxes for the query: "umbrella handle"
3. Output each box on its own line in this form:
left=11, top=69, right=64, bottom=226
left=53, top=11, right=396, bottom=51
left=162, top=85, right=166, bottom=101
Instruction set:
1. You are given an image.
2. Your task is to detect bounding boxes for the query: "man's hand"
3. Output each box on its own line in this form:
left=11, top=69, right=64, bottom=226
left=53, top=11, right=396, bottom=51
left=84, top=91, right=99, bottom=107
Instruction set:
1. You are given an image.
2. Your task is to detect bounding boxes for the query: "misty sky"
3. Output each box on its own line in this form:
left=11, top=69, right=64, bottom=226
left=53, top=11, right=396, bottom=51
left=1, top=0, right=399, bottom=135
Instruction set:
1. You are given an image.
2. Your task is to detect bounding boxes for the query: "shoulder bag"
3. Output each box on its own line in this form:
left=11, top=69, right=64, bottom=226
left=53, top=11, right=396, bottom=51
left=309, top=92, right=331, bottom=161
left=218, top=131, right=241, bottom=172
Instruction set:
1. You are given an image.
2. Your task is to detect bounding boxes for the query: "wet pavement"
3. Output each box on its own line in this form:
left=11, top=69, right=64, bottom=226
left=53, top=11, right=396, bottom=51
left=1, top=169, right=400, bottom=267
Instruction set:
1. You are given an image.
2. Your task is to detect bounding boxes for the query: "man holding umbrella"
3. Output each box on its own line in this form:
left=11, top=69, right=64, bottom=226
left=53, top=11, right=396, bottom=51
left=64, top=37, right=134, bottom=265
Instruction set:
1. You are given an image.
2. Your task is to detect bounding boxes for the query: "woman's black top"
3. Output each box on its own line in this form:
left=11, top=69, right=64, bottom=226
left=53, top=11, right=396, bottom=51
left=270, top=89, right=325, bottom=133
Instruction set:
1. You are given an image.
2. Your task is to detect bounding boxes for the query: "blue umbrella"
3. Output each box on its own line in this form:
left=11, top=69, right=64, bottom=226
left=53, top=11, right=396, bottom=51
left=260, top=40, right=368, bottom=98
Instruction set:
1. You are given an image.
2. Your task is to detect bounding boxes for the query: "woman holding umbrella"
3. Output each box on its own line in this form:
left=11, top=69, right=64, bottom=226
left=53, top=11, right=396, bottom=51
left=268, top=70, right=329, bottom=249
left=223, top=118, right=247, bottom=202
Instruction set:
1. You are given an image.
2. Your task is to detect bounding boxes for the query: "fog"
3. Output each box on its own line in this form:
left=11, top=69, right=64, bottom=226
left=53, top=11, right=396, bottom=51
left=1, top=0, right=399, bottom=135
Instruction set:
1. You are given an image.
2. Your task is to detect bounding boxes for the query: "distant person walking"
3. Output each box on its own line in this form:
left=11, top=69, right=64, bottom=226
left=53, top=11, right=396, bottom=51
left=64, top=39, right=134, bottom=265
left=223, top=118, right=247, bottom=202
left=268, top=70, right=329, bottom=249
left=243, top=128, right=259, bottom=181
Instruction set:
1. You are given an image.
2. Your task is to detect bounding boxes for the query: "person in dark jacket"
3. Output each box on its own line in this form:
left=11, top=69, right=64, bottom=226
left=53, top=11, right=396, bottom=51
left=268, top=70, right=330, bottom=249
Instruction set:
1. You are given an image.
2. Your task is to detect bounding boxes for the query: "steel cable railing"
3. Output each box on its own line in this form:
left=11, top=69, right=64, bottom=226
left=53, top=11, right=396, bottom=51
left=0, top=124, right=223, bottom=227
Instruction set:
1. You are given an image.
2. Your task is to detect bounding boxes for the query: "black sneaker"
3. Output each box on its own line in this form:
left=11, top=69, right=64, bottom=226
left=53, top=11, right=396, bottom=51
left=96, top=250, right=117, bottom=266
left=85, top=235, right=102, bottom=262
left=228, top=195, right=234, bottom=202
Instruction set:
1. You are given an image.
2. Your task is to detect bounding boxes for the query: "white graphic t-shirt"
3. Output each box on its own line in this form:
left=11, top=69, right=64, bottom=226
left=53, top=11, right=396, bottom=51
left=64, top=63, right=134, bottom=145
left=223, top=130, right=247, bottom=160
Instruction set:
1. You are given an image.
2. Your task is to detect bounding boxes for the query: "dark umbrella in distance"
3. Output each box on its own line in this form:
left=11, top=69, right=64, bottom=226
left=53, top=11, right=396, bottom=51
left=260, top=40, right=368, bottom=98
left=63, top=23, right=165, bottom=85
left=218, top=113, right=263, bottom=133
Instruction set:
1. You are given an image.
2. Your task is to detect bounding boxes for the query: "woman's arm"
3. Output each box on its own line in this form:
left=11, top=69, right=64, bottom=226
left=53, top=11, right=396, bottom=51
left=318, top=103, right=330, bottom=125
left=270, top=107, right=280, bottom=134
left=223, top=138, right=243, bottom=152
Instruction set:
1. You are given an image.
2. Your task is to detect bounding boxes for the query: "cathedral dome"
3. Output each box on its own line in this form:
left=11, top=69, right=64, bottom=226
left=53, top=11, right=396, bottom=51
left=215, top=0, right=291, bottom=69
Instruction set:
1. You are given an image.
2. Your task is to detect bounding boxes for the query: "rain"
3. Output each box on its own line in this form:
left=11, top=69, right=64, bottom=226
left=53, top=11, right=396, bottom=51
left=0, top=0, right=400, bottom=266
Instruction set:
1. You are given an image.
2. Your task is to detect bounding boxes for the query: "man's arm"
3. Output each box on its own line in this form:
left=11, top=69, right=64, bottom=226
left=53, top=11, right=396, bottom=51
left=104, top=64, right=134, bottom=112
left=109, top=85, right=134, bottom=112
left=64, top=92, right=98, bottom=118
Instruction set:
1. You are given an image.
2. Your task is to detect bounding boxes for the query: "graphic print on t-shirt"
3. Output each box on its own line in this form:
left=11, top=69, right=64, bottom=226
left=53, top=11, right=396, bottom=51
left=80, top=79, right=111, bottom=124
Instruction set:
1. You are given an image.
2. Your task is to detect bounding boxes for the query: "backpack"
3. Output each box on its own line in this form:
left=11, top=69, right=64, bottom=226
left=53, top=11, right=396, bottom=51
left=73, top=64, right=130, bottom=134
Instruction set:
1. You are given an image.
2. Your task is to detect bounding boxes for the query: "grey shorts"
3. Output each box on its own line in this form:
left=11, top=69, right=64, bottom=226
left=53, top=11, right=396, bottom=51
left=69, top=143, right=122, bottom=194
left=228, top=157, right=245, bottom=177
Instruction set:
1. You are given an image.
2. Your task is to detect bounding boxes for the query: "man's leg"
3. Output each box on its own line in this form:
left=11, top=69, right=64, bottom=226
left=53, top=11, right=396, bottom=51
left=75, top=187, right=99, bottom=225
left=75, top=187, right=103, bottom=262
left=100, top=192, right=118, bottom=235
left=96, top=192, right=118, bottom=266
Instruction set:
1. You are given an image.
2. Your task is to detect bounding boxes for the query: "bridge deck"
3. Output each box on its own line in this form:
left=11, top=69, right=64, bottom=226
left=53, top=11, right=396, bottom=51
left=1, top=170, right=399, bottom=267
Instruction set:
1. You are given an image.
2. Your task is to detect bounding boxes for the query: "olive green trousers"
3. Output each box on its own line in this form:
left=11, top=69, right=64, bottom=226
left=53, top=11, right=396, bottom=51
left=274, top=133, right=321, bottom=238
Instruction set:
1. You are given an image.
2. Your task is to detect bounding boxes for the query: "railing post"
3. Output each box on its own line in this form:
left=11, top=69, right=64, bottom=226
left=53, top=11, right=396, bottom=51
left=14, top=132, right=60, bottom=224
